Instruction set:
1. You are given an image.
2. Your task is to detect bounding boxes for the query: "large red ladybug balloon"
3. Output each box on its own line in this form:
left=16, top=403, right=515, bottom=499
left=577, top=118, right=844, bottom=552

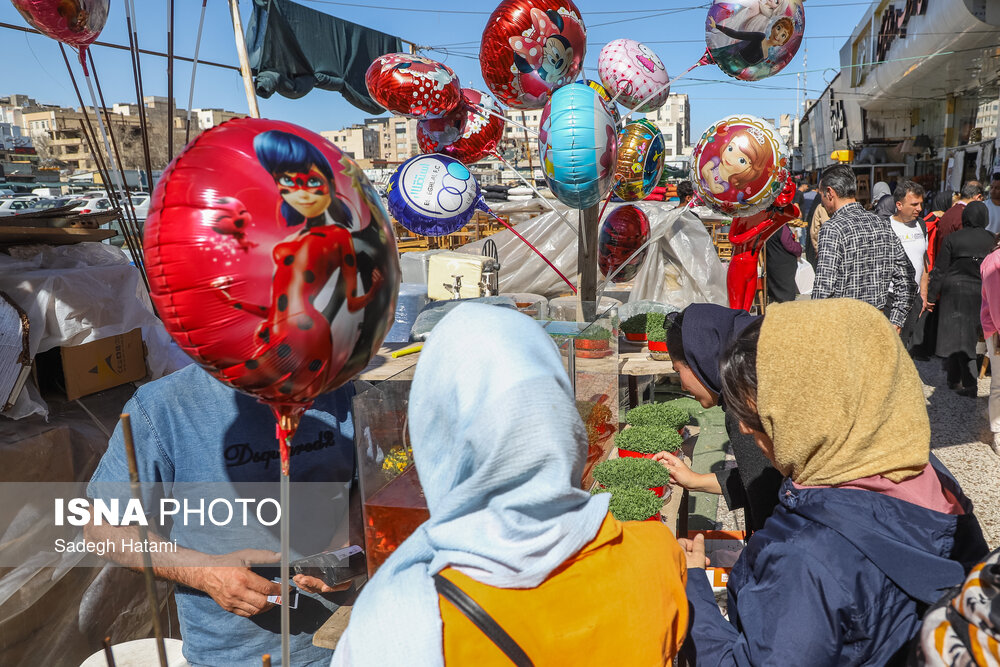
left=480, top=0, right=587, bottom=109
left=598, top=205, right=651, bottom=282
left=145, top=118, right=400, bottom=414
left=365, top=53, right=462, bottom=119
left=12, top=0, right=109, bottom=71
left=416, top=89, right=505, bottom=164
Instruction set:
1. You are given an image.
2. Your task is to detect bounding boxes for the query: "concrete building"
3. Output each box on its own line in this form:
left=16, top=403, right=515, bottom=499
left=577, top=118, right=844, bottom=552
left=321, top=125, right=381, bottom=168
left=364, top=116, right=419, bottom=165
left=645, top=93, right=691, bottom=160
left=799, top=0, right=1000, bottom=196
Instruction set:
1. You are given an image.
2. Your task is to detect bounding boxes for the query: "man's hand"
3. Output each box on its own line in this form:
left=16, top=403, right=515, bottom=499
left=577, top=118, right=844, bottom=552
left=197, top=549, right=281, bottom=617
left=894, top=324, right=902, bottom=335
left=676, top=533, right=710, bottom=570
left=293, top=574, right=352, bottom=594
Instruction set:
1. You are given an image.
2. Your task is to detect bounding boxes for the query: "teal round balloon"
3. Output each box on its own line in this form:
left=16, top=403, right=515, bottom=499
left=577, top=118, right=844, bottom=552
left=537, top=83, right=617, bottom=209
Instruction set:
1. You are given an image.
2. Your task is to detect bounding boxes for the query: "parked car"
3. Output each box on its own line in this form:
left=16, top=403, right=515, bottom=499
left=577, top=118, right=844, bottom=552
left=127, top=193, right=150, bottom=221
left=31, top=187, right=64, bottom=197
left=27, top=197, right=81, bottom=211
left=0, top=198, right=36, bottom=216
left=70, top=196, right=113, bottom=214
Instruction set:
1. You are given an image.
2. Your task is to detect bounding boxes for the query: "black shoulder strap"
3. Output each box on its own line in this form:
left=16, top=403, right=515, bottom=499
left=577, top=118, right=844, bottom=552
left=433, top=573, right=534, bottom=667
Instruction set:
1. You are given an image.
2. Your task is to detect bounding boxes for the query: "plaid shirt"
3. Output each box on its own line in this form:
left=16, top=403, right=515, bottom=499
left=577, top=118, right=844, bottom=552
left=812, top=202, right=917, bottom=328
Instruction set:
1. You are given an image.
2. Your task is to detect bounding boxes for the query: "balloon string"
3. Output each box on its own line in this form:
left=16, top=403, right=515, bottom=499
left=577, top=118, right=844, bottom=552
left=480, top=206, right=577, bottom=294
left=492, top=151, right=577, bottom=236
left=472, top=104, right=539, bottom=137
left=596, top=178, right=624, bottom=224
left=618, top=60, right=704, bottom=128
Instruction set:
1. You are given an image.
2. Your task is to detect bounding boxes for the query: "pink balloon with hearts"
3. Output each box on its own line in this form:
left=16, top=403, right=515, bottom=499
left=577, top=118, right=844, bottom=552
left=597, top=39, right=670, bottom=113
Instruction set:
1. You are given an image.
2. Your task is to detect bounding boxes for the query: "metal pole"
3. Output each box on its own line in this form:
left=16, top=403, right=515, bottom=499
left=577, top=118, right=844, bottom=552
left=121, top=414, right=168, bottom=667
left=123, top=0, right=155, bottom=189
left=228, top=0, right=261, bottom=118
left=186, top=0, right=209, bottom=144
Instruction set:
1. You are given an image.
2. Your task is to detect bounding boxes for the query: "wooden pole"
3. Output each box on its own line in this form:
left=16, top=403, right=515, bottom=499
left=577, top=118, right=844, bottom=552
left=166, top=0, right=175, bottom=160
left=228, top=0, right=260, bottom=118
left=578, top=204, right=599, bottom=321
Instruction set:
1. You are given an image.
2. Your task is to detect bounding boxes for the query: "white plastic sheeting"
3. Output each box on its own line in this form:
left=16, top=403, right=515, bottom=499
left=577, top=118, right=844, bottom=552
left=0, top=244, right=190, bottom=419
left=627, top=207, right=729, bottom=308
left=457, top=201, right=727, bottom=307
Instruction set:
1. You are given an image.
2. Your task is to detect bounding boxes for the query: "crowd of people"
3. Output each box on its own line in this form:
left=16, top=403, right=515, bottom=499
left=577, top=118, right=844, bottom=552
left=762, top=167, right=1000, bottom=454
left=81, top=165, right=1000, bottom=665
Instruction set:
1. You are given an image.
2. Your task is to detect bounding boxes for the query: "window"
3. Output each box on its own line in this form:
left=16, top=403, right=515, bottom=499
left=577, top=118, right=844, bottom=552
left=395, top=126, right=406, bottom=134
left=665, top=149, right=673, bottom=156
left=665, top=134, right=673, bottom=141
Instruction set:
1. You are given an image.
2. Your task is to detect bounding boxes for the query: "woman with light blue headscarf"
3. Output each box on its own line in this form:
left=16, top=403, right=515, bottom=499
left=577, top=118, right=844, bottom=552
left=332, top=303, right=688, bottom=666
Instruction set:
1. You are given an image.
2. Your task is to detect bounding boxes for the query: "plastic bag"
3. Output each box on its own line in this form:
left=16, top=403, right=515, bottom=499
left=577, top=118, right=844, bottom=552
left=627, top=207, right=729, bottom=307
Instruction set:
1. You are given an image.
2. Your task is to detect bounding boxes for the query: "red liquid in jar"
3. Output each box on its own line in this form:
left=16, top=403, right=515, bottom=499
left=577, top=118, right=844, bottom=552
left=363, top=466, right=430, bottom=576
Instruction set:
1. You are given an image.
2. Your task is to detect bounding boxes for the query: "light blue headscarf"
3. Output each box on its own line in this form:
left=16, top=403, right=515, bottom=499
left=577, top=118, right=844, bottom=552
left=332, top=303, right=610, bottom=666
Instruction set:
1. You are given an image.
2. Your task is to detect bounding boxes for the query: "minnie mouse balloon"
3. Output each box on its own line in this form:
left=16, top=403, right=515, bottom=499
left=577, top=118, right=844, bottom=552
left=691, top=114, right=788, bottom=216
left=12, top=0, right=109, bottom=71
left=480, top=0, right=587, bottom=109
left=386, top=154, right=482, bottom=236
left=539, top=83, right=617, bottom=209
left=613, top=119, right=665, bottom=201
left=365, top=53, right=462, bottom=118
left=598, top=39, right=671, bottom=112
left=598, top=205, right=651, bottom=282
left=145, top=119, right=400, bottom=411
left=416, top=89, right=505, bottom=164
left=705, top=0, right=805, bottom=82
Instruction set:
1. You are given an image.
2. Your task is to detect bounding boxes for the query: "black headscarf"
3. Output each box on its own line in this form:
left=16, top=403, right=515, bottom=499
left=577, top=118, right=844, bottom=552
left=680, top=304, right=760, bottom=398
left=933, top=191, right=952, bottom=213
left=874, top=193, right=896, bottom=219
left=963, top=201, right=989, bottom=229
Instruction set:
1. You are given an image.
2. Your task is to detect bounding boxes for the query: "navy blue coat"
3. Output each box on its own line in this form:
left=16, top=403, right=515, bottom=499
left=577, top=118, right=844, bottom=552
left=685, top=462, right=988, bottom=666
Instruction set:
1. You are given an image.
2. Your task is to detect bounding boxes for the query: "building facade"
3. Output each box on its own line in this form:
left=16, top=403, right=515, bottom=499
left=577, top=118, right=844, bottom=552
left=321, top=125, right=381, bottom=168
left=645, top=93, right=692, bottom=164
left=799, top=0, right=1000, bottom=195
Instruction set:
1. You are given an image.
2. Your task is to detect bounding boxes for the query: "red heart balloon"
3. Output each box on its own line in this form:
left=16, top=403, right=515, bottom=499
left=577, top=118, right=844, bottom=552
left=145, top=119, right=400, bottom=415
left=416, top=89, right=505, bottom=164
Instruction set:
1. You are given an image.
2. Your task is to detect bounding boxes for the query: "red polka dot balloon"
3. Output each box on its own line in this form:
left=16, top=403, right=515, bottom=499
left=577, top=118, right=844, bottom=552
left=144, top=119, right=400, bottom=469
left=365, top=53, right=462, bottom=119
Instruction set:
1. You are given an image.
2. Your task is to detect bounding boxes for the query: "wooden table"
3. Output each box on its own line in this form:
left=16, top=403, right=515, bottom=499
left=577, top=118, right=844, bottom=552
left=356, top=343, right=421, bottom=383
left=618, top=343, right=679, bottom=410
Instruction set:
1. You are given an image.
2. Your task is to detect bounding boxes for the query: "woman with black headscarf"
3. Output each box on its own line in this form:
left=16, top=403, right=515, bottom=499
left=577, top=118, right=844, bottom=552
left=657, top=304, right=783, bottom=535
left=928, top=201, right=995, bottom=395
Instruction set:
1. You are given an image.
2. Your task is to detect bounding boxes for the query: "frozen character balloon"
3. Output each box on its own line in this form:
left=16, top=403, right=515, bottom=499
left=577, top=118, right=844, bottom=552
left=480, top=0, right=587, bottom=109
left=705, top=0, right=804, bottom=81
left=598, top=39, right=671, bottom=113
left=692, top=114, right=787, bottom=217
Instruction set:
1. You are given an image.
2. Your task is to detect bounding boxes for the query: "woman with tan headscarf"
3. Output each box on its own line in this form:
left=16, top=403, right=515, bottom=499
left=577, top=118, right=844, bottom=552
left=679, top=299, right=988, bottom=666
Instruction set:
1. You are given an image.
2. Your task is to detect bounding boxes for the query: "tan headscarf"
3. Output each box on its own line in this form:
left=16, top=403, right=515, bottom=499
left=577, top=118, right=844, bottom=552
left=756, top=299, right=929, bottom=486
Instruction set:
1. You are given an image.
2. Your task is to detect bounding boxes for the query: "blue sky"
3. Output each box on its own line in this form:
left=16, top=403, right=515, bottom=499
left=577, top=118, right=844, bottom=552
left=0, top=0, right=867, bottom=139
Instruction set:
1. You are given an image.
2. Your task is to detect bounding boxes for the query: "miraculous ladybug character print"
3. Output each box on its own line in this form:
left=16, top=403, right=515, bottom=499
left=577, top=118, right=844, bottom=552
left=212, top=130, right=384, bottom=399
left=509, top=7, right=585, bottom=101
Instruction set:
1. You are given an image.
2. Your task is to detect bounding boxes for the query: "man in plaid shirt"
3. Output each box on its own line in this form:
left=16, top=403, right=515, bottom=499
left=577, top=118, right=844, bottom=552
left=811, top=165, right=917, bottom=331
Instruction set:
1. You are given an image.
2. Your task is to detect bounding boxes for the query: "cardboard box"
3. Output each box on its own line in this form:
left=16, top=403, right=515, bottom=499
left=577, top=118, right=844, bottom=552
left=60, top=329, right=147, bottom=400
left=426, top=251, right=490, bottom=300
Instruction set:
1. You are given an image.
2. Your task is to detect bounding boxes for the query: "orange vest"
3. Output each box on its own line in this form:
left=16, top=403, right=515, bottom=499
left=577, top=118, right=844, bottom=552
left=439, top=514, right=689, bottom=666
